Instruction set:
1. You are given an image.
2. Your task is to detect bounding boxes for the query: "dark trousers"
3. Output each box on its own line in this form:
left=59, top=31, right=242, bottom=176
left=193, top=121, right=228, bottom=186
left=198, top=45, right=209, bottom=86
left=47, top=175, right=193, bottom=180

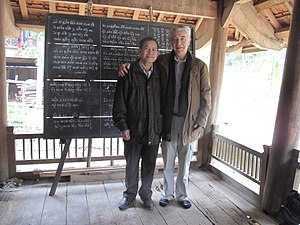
left=123, top=142, right=159, bottom=201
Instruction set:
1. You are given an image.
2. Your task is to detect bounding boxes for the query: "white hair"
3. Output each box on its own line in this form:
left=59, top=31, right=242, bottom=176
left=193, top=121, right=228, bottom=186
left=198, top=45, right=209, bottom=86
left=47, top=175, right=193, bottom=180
left=169, top=25, right=191, bottom=39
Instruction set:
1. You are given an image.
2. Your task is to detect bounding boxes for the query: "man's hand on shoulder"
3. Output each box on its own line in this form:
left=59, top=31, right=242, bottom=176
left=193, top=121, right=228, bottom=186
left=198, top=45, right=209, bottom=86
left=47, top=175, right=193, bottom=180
left=118, top=63, right=131, bottom=77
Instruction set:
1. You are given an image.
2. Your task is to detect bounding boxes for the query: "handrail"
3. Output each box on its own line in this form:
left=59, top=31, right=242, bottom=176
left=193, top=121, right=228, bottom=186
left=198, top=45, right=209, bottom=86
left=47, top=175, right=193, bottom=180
left=7, top=126, right=274, bottom=195
left=211, top=132, right=269, bottom=196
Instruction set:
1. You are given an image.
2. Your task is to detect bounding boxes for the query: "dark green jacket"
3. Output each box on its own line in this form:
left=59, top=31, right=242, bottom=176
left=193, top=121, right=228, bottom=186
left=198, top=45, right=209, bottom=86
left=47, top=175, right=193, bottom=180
left=113, top=61, right=162, bottom=145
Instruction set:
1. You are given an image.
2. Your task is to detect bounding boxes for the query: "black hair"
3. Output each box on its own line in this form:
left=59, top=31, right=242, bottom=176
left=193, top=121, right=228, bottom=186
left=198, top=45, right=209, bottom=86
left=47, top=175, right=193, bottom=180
left=139, top=37, right=159, bottom=49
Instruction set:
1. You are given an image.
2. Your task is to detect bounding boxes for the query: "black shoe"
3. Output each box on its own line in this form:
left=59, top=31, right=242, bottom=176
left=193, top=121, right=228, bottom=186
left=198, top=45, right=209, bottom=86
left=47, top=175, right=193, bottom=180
left=118, top=197, right=132, bottom=210
left=142, top=199, right=154, bottom=210
left=159, top=197, right=170, bottom=207
left=179, top=199, right=192, bottom=209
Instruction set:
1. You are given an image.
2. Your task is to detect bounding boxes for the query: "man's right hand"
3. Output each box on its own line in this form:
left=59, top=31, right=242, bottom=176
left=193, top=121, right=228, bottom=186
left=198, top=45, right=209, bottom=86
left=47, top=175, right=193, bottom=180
left=118, top=63, right=131, bottom=77
left=121, top=129, right=130, bottom=141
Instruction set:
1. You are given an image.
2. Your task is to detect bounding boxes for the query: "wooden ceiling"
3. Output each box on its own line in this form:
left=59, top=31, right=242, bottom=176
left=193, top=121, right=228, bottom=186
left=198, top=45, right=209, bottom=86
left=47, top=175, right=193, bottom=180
left=7, top=0, right=294, bottom=53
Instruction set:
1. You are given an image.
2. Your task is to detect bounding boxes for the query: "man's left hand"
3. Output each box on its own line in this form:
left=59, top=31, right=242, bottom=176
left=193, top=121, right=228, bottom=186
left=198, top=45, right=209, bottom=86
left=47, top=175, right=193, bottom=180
left=192, top=124, right=203, bottom=136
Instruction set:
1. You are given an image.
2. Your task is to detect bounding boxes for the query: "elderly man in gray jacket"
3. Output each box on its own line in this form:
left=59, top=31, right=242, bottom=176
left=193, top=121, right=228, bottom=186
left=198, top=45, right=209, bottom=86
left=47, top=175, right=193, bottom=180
left=158, top=25, right=211, bottom=209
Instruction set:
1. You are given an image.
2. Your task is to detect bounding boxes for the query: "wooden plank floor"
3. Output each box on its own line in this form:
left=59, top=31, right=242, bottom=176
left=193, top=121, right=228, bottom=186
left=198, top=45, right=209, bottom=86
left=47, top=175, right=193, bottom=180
left=0, top=168, right=280, bottom=225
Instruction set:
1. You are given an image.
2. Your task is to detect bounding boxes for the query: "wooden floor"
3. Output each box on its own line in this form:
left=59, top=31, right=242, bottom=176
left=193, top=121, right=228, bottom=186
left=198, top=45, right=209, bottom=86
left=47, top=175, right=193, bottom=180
left=0, top=168, right=279, bottom=225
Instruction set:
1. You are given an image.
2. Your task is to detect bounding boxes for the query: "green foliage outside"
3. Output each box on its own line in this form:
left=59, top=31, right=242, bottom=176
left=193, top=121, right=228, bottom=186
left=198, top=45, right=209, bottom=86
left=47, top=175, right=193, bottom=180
left=217, top=49, right=286, bottom=150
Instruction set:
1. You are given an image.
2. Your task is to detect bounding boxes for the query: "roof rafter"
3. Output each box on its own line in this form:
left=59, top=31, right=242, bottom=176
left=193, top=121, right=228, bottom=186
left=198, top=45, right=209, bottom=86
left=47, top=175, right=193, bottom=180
left=79, top=4, right=85, bottom=15
left=194, top=18, right=204, bottom=32
left=223, top=0, right=286, bottom=51
left=254, top=0, right=294, bottom=12
left=132, top=10, right=140, bottom=20
left=262, top=9, right=282, bottom=29
left=19, top=0, right=29, bottom=20
left=157, top=13, right=164, bottom=22
left=40, top=0, right=217, bottom=19
left=174, top=15, right=181, bottom=24
left=49, top=2, right=57, bottom=13
left=107, top=7, right=114, bottom=18
left=195, top=18, right=214, bottom=49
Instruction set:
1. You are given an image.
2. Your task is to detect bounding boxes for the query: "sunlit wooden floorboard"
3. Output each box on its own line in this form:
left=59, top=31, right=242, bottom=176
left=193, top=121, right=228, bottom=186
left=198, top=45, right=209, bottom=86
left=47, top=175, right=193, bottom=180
left=0, top=168, right=279, bottom=225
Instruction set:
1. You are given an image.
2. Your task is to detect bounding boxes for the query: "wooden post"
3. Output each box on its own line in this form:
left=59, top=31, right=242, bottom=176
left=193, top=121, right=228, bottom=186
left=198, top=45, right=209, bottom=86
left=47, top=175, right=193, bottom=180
left=198, top=0, right=228, bottom=166
left=261, top=0, right=300, bottom=214
left=6, top=126, right=16, bottom=178
left=260, top=145, right=270, bottom=197
left=87, top=0, right=93, bottom=16
left=149, top=6, right=153, bottom=22
left=49, top=138, right=72, bottom=196
left=86, top=138, right=92, bottom=167
left=0, top=0, right=9, bottom=181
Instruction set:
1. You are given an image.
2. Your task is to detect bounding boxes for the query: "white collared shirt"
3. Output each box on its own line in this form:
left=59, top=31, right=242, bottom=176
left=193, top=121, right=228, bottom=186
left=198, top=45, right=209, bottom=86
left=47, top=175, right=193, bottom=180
left=139, top=60, right=153, bottom=79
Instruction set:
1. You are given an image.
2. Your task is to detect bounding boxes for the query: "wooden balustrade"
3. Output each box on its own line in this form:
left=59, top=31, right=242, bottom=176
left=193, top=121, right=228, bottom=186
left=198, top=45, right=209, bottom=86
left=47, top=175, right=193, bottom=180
left=6, top=127, right=165, bottom=177
left=9, top=126, right=300, bottom=195
left=13, top=135, right=125, bottom=165
left=211, top=132, right=269, bottom=196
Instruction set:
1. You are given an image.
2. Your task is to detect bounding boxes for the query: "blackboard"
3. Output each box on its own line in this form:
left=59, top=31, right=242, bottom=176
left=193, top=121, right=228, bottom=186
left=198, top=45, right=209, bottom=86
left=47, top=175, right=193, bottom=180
left=44, top=13, right=195, bottom=138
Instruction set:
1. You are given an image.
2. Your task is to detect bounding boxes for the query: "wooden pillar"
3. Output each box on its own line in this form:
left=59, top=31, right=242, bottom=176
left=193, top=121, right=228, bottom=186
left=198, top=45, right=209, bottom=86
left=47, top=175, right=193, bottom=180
left=0, top=0, right=9, bottom=180
left=198, top=0, right=228, bottom=166
left=7, top=127, right=16, bottom=178
left=261, top=0, right=300, bottom=214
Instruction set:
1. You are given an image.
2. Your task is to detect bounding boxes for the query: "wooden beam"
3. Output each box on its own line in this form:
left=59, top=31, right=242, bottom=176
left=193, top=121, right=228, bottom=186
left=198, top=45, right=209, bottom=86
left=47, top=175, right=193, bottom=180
left=255, top=0, right=294, bottom=12
left=149, top=6, right=153, bottom=22
left=262, top=9, right=282, bottom=29
left=107, top=7, right=114, bottom=18
left=229, top=1, right=286, bottom=51
left=234, top=29, right=240, bottom=41
left=284, top=1, right=294, bottom=14
left=79, top=4, right=85, bottom=15
left=195, top=18, right=214, bottom=49
left=174, top=15, right=181, bottom=24
left=132, top=10, right=140, bottom=20
left=275, top=27, right=289, bottom=42
left=42, top=0, right=217, bottom=19
left=226, top=39, right=253, bottom=53
left=49, top=2, right=57, bottom=13
left=222, top=0, right=237, bottom=27
left=157, top=13, right=164, bottom=22
left=19, top=0, right=29, bottom=20
left=4, top=0, right=20, bottom=37
left=194, top=17, right=204, bottom=32
left=15, top=23, right=45, bottom=33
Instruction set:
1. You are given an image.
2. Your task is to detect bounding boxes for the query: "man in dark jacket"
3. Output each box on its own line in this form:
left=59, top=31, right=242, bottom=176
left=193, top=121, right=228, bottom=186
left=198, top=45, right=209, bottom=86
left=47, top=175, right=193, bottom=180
left=113, top=37, right=162, bottom=210
left=118, top=25, right=211, bottom=210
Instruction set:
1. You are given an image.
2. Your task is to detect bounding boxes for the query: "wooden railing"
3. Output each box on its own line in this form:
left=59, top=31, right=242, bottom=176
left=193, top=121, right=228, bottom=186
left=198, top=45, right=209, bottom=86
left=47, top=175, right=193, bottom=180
left=211, top=132, right=269, bottom=196
left=7, top=127, right=169, bottom=177
left=7, top=126, right=270, bottom=195
left=14, top=135, right=124, bottom=166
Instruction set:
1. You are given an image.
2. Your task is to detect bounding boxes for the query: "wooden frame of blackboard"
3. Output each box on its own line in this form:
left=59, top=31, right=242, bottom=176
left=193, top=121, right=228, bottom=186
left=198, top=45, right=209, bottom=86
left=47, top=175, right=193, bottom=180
left=43, top=13, right=195, bottom=139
